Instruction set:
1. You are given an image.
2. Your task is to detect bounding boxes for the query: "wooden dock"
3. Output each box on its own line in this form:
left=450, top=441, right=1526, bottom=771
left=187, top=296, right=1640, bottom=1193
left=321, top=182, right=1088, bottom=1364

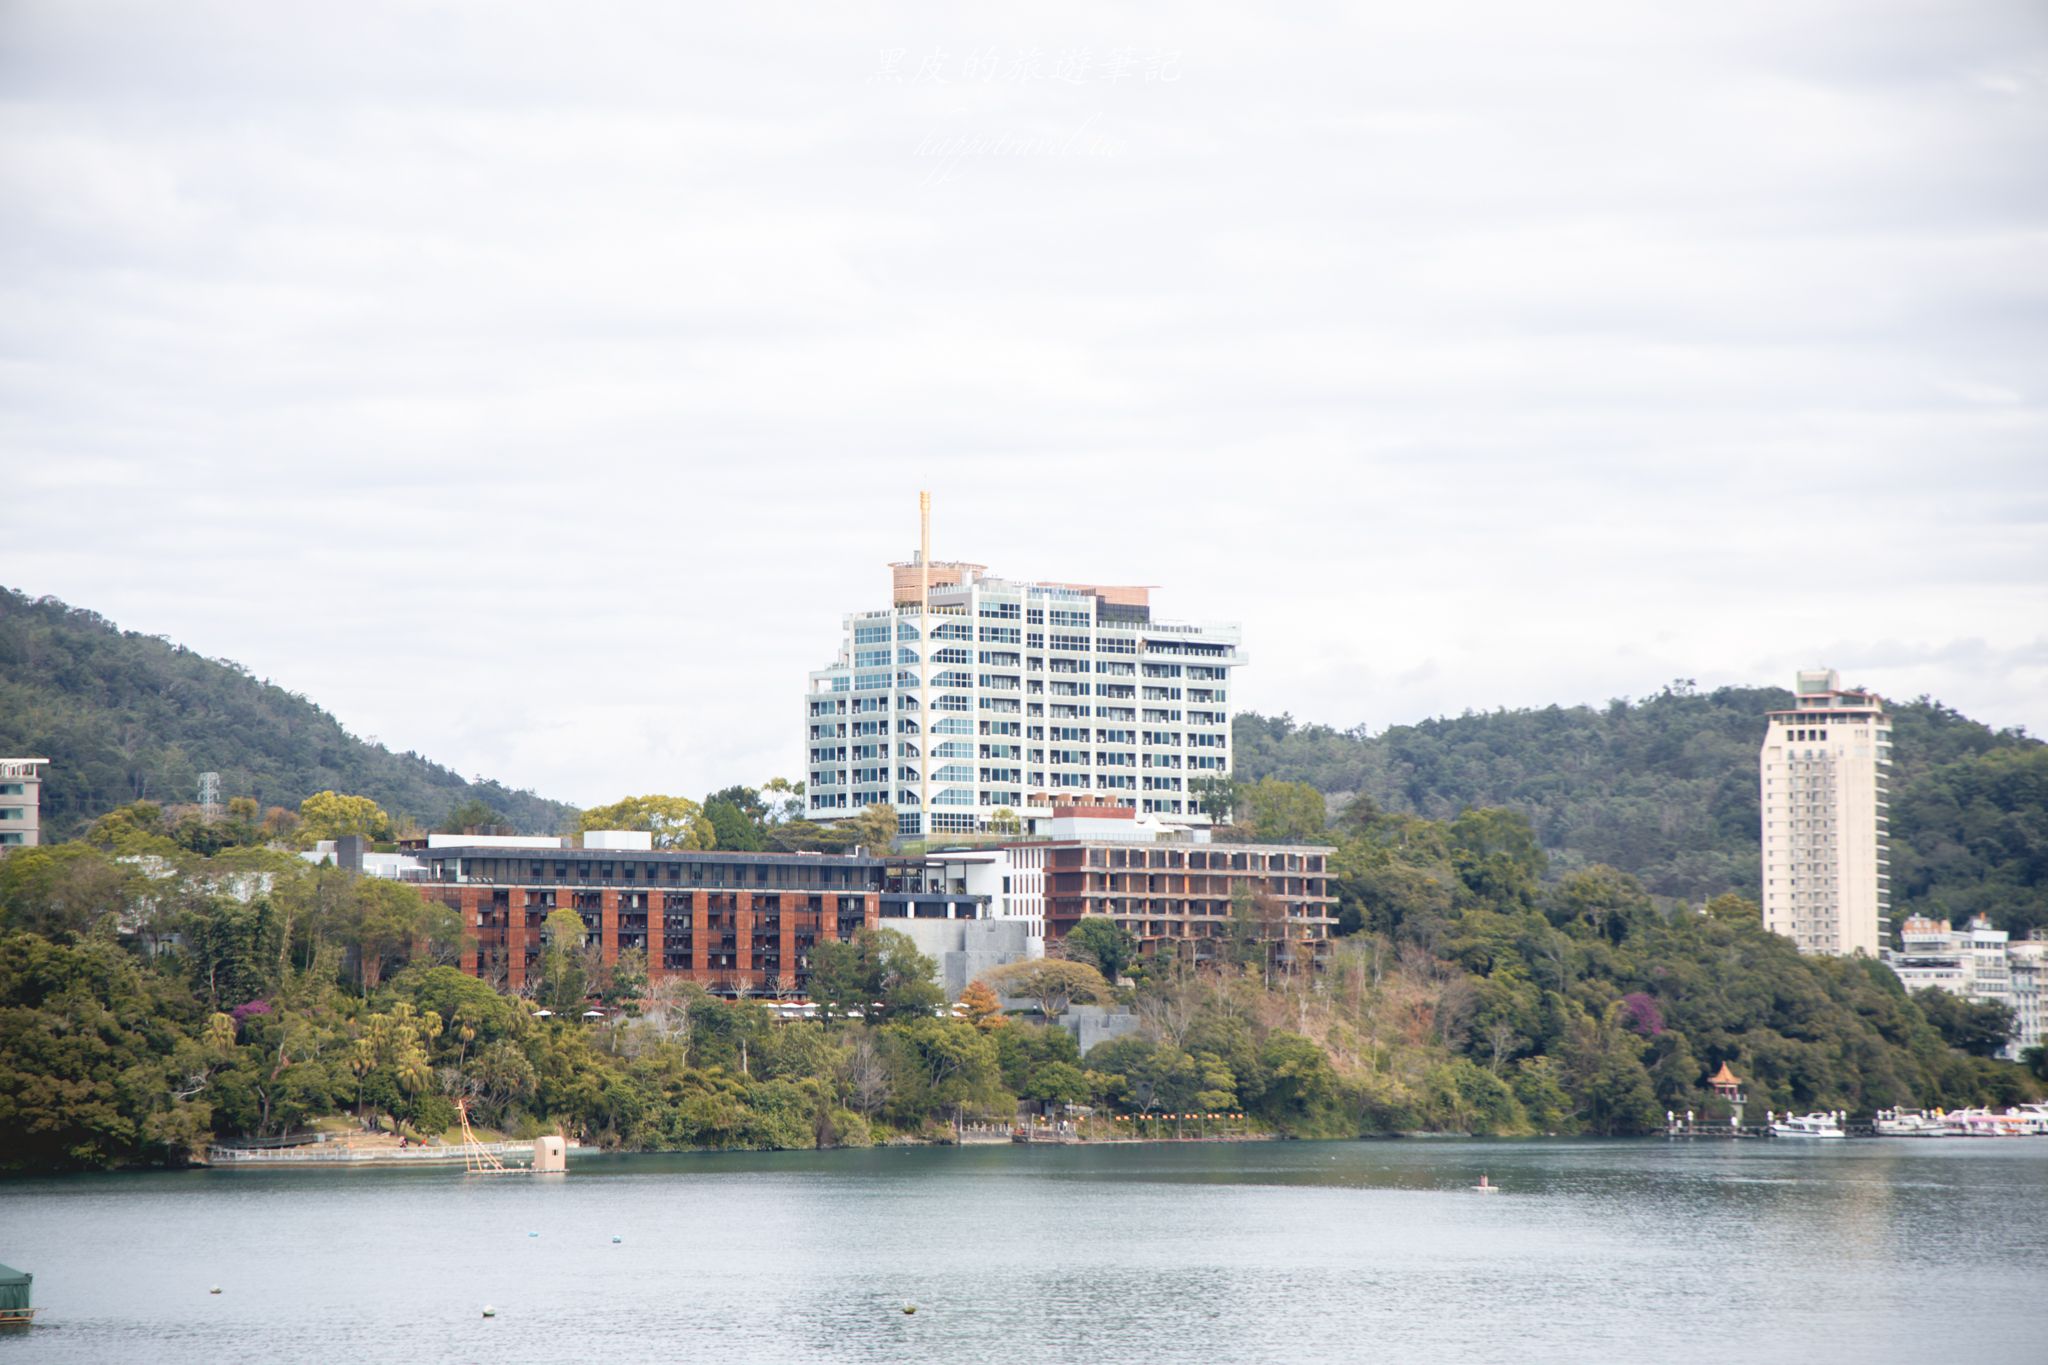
left=1665, top=1120, right=1878, bottom=1140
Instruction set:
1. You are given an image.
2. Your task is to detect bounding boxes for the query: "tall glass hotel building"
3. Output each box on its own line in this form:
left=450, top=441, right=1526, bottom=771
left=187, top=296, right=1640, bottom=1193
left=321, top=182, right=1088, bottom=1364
left=805, top=556, right=1244, bottom=838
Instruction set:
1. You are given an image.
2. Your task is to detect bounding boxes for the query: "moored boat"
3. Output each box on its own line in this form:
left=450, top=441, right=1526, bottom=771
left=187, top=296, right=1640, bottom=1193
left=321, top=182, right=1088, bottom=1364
left=1873, top=1108, right=1949, bottom=1138
left=0, top=1262, right=33, bottom=1330
left=1772, top=1112, right=1847, bottom=1139
left=1941, top=1107, right=2026, bottom=1138
left=2007, top=1103, right=2048, bottom=1136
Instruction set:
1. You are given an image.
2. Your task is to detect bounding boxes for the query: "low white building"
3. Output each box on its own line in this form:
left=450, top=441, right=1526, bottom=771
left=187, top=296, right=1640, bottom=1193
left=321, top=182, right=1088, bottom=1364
left=303, top=838, right=425, bottom=880
left=2008, top=941, right=2045, bottom=1062
left=0, top=758, right=50, bottom=849
left=1884, top=914, right=2042, bottom=1061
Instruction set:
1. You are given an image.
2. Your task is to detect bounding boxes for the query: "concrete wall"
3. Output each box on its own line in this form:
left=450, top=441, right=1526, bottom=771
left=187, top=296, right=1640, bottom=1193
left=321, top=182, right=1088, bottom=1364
left=896, top=918, right=1041, bottom=999
left=1065, top=1003, right=1139, bottom=1055
left=990, top=995, right=1138, bottom=1052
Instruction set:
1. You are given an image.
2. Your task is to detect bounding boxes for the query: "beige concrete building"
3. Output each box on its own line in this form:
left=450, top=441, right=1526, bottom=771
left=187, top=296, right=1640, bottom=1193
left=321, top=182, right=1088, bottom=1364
left=0, top=759, right=50, bottom=850
left=1759, top=670, right=1891, bottom=956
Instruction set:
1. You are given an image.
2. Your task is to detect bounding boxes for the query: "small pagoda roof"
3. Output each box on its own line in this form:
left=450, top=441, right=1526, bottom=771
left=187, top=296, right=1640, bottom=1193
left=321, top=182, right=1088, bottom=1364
left=1708, top=1062, right=1742, bottom=1087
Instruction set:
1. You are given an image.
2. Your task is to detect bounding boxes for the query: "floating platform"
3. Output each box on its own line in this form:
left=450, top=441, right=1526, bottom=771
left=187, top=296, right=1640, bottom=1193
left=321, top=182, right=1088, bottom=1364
left=206, top=1139, right=560, bottom=1167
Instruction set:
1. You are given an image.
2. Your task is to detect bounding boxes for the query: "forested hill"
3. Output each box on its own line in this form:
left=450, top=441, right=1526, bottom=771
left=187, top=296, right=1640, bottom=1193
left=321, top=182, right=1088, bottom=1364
left=1235, top=683, right=2047, bottom=935
left=0, top=588, right=573, bottom=838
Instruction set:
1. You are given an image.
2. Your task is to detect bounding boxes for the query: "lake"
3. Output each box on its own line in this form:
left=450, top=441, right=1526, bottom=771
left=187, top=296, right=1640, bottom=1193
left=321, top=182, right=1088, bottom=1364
left=4, top=1139, right=2045, bottom=1363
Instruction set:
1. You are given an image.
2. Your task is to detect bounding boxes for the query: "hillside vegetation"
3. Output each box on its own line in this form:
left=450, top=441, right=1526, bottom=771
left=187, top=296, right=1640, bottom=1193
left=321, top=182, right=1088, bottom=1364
left=3, top=806, right=2036, bottom=1174
left=1234, top=683, right=2046, bottom=937
left=0, top=588, right=572, bottom=838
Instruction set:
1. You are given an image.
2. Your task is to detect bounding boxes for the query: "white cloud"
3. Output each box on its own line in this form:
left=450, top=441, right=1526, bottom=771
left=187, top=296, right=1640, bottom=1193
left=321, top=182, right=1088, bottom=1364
left=2, top=0, right=2044, bottom=807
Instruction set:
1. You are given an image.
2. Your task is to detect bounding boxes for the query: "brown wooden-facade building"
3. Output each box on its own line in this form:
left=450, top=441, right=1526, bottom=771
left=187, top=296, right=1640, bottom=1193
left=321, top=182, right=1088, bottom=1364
left=416, top=845, right=903, bottom=996
left=1043, top=841, right=1337, bottom=968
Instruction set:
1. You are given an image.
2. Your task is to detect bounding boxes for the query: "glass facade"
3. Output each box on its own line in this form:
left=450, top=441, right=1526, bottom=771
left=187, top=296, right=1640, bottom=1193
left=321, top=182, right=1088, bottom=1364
left=805, top=570, right=1242, bottom=835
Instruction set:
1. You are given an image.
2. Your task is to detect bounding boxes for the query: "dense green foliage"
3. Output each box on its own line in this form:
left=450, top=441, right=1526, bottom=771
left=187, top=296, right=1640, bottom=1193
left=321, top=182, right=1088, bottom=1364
left=0, top=588, right=572, bottom=839
left=2, top=799, right=2034, bottom=1172
left=4, top=635, right=2039, bottom=1172
left=1235, top=683, right=2046, bottom=934
left=0, top=836, right=1039, bottom=1172
left=1086, top=803, right=2036, bottom=1140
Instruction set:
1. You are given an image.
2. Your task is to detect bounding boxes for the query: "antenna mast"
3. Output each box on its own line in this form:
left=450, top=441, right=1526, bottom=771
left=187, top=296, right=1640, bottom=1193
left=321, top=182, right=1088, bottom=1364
left=918, top=491, right=931, bottom=838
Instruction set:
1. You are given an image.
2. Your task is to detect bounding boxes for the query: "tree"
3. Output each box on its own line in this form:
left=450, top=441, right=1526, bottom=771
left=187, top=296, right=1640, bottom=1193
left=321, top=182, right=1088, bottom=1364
left=179, top=894, right=278, bottom=1012
left=0, top=843, right=139, bottom=940
left=537, top=908, right=590, bottom=1014
left=1244, top=777, right=1327, bottom=843
left=1226, top=882, right=1283, bottom=971
left=805, top=936, right=871, bottom=1025
left=868, top=927, right=943, bottom=1020
left=1912, top=988, right=2015, bottom=1059
left=438, top=796, right=503, bottom=834
left=641, top=975, right=706, bottom=1059
left=842, top=803, right=899, bottom=852
left=1027, top=1060, right=1090, bottom=1107
left=1704, top=893, right=1759, bottom=923
left=957, top=979, right=1008, bottom=1031
left=880, top=1017, right=1005, bottom=1126
left=598, top=948, right=648, bottom=1018
left=86, top=801, right=174, bottom=852
left=842, top=1033, right=891, bottom=1116
left=986, top=807, right=1022, bottom=836
left=980, top=959, right=1110, bottom=1023
left=701, top=785, right=769, bottom=851
left=297, top=792, right=393, bottom=845
left=760, top=777, right=806, bottom=824
left=340, top=879, right=458, bottom=994
left=1190, top=774, right=1242, bottom=824
left=1450, top=807, right=1547, bottom=910
left=1062, top=916, right=1136, bottom=984
left=576, top=795, right=713, bottom=850
left=807, top=929, right=941, bottom=1024
left=1547, top=865, right=1652, bottom=944
left=705, top=796, right=766, bottom=851
left=0, top=931, right=215, bottom=1170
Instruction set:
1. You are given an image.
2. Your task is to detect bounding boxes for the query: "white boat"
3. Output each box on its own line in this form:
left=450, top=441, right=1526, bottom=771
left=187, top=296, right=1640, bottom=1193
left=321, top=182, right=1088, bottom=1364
left=2007, top=1103, right=2048, bottom=1136
left=1772, top=1112, right=1847, bottom=1139
left=1873, top=1108, right=1949, bottom=1138
left=1941, top=1107, right=2025, bottom=1138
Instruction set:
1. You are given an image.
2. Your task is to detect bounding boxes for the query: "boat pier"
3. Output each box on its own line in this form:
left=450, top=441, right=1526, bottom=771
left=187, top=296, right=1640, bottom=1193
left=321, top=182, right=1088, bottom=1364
left=1664, top=1114, right=1878, bottom=1140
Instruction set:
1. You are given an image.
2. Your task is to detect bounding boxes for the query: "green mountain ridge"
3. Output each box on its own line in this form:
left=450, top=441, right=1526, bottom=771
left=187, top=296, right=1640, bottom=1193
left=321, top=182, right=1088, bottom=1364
left=5, top=583, right=2041, bottom=941
left=0, top=587, right=574, bottom=837
left=1235, top=683, right=2048, bottom=937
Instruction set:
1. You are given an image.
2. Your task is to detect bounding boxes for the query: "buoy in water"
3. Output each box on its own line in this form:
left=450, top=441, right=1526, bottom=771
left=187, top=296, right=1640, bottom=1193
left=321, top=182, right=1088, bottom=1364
left=483, top=1306, right=496, bottom=1319
left=528, top=1231, right=539, bottom=1238
left=612, top=1236, right=622, bottom=1244
left=209, top=1287, right=222, bottom=1295
left=902, top=1305, right=917, bottom=1315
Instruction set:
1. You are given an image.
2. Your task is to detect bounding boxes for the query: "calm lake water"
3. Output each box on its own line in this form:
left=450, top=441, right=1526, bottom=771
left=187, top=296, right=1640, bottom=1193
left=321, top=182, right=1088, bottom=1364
left=3, top=1139, right=2045, bottom=1364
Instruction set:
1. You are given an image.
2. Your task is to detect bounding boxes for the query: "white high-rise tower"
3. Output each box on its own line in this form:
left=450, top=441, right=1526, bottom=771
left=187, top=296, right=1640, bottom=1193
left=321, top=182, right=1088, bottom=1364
left=1759, top=669, right=1892, bottom=956
left=803, top=496, right=1244, bottom=840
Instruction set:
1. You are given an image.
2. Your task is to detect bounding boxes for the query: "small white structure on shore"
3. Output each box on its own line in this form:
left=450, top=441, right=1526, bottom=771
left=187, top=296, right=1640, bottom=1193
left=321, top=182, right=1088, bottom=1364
left=531, top=1135, right=567, bottom=1173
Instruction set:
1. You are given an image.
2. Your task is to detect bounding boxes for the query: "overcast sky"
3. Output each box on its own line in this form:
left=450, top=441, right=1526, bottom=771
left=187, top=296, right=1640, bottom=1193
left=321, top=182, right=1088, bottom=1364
left=3, top=1, right=2044, bottom=809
